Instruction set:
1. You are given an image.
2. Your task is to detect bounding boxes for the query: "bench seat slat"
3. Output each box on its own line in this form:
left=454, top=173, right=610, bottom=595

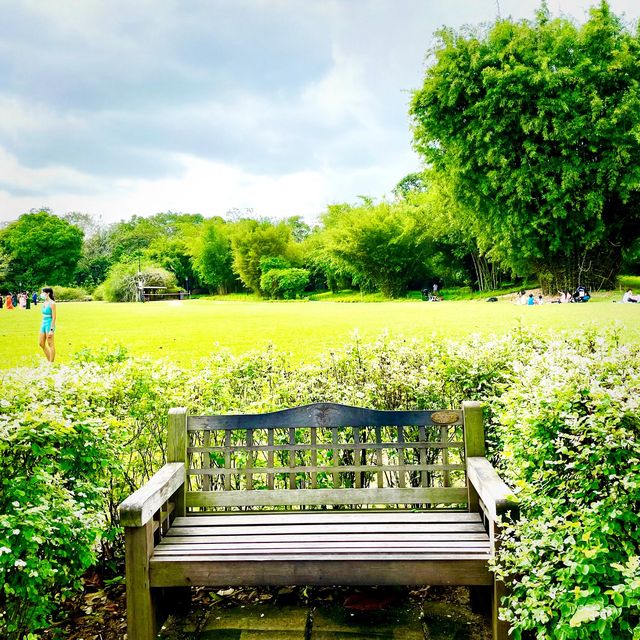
left=152, top=553, right=490, bottom=562
left=165, top=523, right=487, bottom=536
left=149, top=558, right=492, bottom=587
left=161, top=532, right=492, bottom=544
left=171, top=512, right=480, bottom=527
left=155, top=541, right=491, bottom=552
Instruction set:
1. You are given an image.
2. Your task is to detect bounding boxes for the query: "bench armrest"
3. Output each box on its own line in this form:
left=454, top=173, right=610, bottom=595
left=119, top=462, right=185, bottom=527
left=467, top=457, right=519, bottom=522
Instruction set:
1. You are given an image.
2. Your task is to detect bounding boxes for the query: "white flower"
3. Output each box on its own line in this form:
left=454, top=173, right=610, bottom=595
left=12, top=529, right=20, bottom=535
left=11, top=501, right=20, bottom=508
left=0, top=546, right=11, bottom=555
left=14, top=559, right=26, bottom=568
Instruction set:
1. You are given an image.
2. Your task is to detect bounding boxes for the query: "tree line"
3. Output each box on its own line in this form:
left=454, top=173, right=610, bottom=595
left=1, top=2, right=639, bottom=300
left=0, top=187, right=485, bottom=300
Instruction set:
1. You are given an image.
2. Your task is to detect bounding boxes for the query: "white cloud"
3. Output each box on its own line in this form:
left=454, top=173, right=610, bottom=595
left=0, top=0, right=638, bottom=224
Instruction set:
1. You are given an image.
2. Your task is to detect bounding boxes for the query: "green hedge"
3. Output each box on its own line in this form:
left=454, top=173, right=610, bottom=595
left=260, top=267, right=310, bottom=299
left=1, top=329, right=639, bottom=638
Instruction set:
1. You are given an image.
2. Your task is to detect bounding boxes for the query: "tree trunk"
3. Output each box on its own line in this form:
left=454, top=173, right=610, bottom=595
left=536, top=246, right=622, bottom=295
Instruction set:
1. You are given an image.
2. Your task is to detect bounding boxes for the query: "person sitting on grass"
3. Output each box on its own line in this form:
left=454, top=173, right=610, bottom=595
left=573, top=286, right=590, bottom=303
left=622, top=289, right=639, bottom=303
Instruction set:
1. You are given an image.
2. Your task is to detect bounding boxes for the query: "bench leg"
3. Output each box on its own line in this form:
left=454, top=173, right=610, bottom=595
left=125, top=524, right=158, bottom=640
left=492, top=576, right=509, bottom=640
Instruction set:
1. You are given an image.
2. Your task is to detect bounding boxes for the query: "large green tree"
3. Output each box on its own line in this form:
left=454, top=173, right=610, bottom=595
left=410, top=2, right=640, bottom=291
left=1, top=210, right=83, bottom=289
left=317, top=200, right=434, bottom=297
left=230, top=219, right=295, bottom=294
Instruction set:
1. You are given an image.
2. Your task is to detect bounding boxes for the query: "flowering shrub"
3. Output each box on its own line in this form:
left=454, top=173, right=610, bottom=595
left=0, top=328, right=639, bottom=637
left=490, top=333, right=640, bottom=639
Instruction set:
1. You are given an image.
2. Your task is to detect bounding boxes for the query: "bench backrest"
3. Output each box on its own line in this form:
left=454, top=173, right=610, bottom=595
left=167, top=401, right=485, bottom=512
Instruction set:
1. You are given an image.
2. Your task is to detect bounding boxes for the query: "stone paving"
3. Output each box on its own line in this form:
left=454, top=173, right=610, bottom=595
left=160, top=587, right=492, bottom=640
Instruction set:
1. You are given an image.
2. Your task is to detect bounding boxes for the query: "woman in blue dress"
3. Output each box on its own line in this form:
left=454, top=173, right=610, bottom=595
left=39, top=287, right=57, bottom=362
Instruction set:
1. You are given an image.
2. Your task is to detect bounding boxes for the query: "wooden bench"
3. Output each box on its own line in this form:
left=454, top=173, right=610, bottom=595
left=119, top=401, right=517, bottom=640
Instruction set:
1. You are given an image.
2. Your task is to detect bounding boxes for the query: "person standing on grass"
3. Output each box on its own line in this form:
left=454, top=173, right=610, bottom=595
left=39, top=287, right=57, bottom=362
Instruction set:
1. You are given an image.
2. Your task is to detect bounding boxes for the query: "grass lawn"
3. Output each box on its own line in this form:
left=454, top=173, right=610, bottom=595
left=1, top=292, right=639, bottom=369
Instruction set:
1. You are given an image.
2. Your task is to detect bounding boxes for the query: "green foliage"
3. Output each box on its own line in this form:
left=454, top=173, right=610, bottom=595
left=260, top=268, right=310, bottom=299
left=47, top=286, right=90, bottom=302
left=230, top=219, right=295, bottom=294
left=490, top=331, right=640, bottom=639
left=102, top=263, right=177, bottom=302
left=410, top=2, right=640, bottom=291
left=191, top=217, right=236, bottom=293
left=0, top=209, right=83, bottom=289
left=74, top=229, right=113, bottom=291
left=317, top=200, right=435, bottom=297
left=0, top=405, right=115, bottom=638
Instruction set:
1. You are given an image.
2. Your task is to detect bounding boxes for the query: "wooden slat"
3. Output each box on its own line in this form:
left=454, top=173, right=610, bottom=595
left=375, top=425, right=384, bottom=487
left=223, top=430, right=231, bottom=491
left=187, top=403, right=462, bottom=430
left=153, top=552, right=491, bottom=562
left=186, top=487, right=468, bottom=508
left=246, top=429, right=253, bottom=490
left=202, top=430, right=211, bottom=491
left=163, top=532, right=492, bottom=544
left=172, top=511, right=483, bottom=526
left=353, top=426, right=362, bottom=488
left=397, top=425, right=406, bottom=488
left=188, top=463, right=465, bottom=476
left=442, top=425, right=450, bottom=488
left=155, top=541, right=491, bottom=552
left=418, top=425, right=428, bottom=488
left=310, top=427, right=317, bottom=489
left=288, top=427, right=296, bottom=489
left=166, top=522, right=487, bottom=537
left=332, top=427, right=339, bottom=487
left=267, top=429, right=274, bottom=490
left=188, top=441, right=465, bottom=453
left=149, top=558, right=492, bottom=587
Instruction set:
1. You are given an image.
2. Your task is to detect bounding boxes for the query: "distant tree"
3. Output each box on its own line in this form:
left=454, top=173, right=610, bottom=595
left=410, top=2, right=640, bottom=291
left=191, top=218, right=237, bottom=293
left=63, top=212, right=101, bottom=238
left=0, top=209, right=83, bottom=288
left=230, top=220, right=294, bottom=294
left=144, top=237, right=195, bottom=289
left=319, top=200, right=433, bottom=297
left=393, top=172, right=429, bottom=199
left=285, top=216, right=313, bottom=242
left=74, top=229, right=113, bottom=290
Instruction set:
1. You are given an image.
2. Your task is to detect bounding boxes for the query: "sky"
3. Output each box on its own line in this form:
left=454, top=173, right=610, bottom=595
left=0, top=0, right=638, bottom=226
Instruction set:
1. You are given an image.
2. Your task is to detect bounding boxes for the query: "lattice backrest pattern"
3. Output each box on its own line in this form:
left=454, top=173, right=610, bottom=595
left=180, top=403, right=471, bottom=511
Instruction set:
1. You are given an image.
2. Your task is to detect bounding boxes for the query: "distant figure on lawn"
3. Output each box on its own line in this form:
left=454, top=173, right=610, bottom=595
left=5, top=293, right=14, bottom=309
left=622, top=289, right=639, bottom=303
left=527, top=293, right=535, bottom=305
left=573, top=286, right=590, bottom=303
left=39, top=287, right=57, bottom=363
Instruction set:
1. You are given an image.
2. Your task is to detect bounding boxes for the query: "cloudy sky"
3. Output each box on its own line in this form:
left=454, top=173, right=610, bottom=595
left=1, top=0, right=638, bottom=225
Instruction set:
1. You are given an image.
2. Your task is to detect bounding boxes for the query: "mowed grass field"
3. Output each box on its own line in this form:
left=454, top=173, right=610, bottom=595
left=1, top=294, right=639, bottom=369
